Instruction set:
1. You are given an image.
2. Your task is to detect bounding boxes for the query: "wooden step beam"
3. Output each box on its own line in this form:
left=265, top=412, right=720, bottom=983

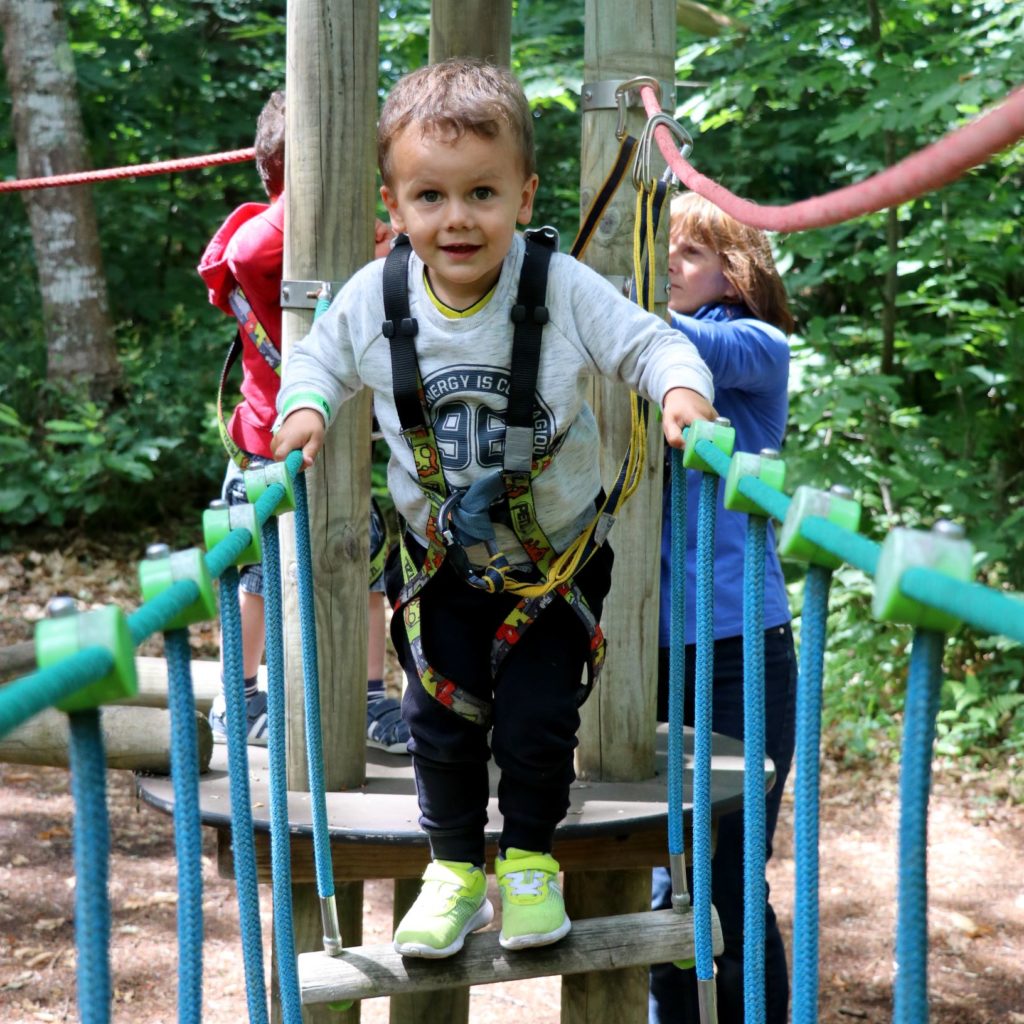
left=297, top=907, right=723, bottom=1004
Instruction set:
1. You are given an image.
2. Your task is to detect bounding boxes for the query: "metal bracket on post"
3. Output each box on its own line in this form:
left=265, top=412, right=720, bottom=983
left=580, top=77, right=675, bottom=116
left=280, top=279, right=343, bottom=310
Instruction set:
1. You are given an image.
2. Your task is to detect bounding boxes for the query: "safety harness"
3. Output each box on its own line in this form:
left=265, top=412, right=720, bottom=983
left=382, top=229, right=608, bottom=725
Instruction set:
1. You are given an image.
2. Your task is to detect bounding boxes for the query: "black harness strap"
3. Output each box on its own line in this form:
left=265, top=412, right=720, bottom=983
left=505, top=228, right=557, bottom=472
left=381, top=234, right=425, bottom=433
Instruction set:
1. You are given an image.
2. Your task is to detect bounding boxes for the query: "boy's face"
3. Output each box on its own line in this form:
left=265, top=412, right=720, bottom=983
left=667, top=232, right=736, bottom=315
left=380, top=124, right=539, bottom=309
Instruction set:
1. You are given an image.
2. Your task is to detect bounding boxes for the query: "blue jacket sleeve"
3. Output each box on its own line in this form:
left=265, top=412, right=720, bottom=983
left=669, top=311, right=789, bottom=396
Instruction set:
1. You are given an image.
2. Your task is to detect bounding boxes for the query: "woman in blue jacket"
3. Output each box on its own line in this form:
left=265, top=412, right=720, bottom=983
left=651, top=192, right=797, bottom=1024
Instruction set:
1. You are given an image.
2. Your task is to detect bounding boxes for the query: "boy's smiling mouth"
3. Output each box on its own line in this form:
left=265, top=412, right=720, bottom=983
left=441, top=243, right=482, bottom=258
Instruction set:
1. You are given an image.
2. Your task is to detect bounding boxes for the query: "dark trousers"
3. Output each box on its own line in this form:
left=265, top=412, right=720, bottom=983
left=386, top=540, right=614, bottom=866
left=650, top=625, right=797, bottom=1024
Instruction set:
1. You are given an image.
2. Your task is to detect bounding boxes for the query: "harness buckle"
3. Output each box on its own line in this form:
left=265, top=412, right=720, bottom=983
left=437, top=492, right=461, bottom=548
left=510, top=304, right=549, bottom=325
left=382, top=316, right=418, bottom=339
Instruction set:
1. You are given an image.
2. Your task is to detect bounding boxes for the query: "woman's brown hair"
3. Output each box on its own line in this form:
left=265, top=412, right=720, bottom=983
left=671, top=192, right=795, bottom=334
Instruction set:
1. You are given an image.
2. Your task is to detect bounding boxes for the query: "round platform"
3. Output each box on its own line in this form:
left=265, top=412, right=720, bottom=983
left=137, top=724, right=763, bottom=843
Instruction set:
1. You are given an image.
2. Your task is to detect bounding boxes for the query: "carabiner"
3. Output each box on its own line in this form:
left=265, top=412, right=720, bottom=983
left=633, top=113, right=694, bottom=191
left=614, top=76, right=662, bottom=140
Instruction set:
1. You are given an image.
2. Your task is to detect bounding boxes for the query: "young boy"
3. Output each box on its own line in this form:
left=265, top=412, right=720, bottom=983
left=272, top=58, right=716, bottom=958
left=199, top=91, right=404, bottom=752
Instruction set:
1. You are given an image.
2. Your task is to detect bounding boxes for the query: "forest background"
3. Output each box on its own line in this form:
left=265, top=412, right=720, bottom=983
left=0, top=0, right=1022, bottom=776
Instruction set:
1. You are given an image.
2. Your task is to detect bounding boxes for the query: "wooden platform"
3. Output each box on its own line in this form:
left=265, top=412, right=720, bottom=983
left=136, top=725, right=765, bottom=881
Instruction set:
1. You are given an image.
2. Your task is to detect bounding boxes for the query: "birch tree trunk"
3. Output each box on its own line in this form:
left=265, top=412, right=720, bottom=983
left=0, top=0, right=119, bottom=400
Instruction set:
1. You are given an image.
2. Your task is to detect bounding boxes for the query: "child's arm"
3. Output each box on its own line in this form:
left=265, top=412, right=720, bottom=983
left=271, top=408, right=325, bottom=468
left=662, top=387, right=717, bottom=449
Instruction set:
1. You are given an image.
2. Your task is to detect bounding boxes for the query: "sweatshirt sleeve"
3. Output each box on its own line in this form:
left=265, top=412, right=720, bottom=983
left=277, top=267, right=377, bottom=425
left=559, top=259, right=715, bottom=405
left=669, top=311, right=789, bottom=396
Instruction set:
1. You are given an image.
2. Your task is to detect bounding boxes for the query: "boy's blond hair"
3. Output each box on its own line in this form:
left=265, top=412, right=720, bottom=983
left=671, top=192, right=795, bottom=335
left=378, top=58, right=535, bottom=186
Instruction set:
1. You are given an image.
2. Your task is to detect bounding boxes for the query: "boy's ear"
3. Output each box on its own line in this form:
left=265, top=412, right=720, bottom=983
left=380, top=184, right=406, bottom=232
left=516, top=173, right=540, bottom=226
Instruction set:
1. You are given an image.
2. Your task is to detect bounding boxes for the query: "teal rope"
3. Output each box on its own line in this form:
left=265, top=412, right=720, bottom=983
left=693, top=471, right=718, bottom=985
left=68, top=709, right=111, bottom=1024
left=902, top=568, right=1024, bottom=643
left=895, top=628, right=944, bottom=1024
left=292, top=471, right=337, bottom=903
left=792, top=564, right=833, bottom=1024
left=164, top=629, right=204, bottom=1024
left=0, top=648, right=112, bottom=740
left=262, top=519, right=303, bottom=1024
left=219, top=566, right=268, bottom=1024
left=742, top=514, right=768, bottom=1024
left=667, top=449, right=687, bottom=856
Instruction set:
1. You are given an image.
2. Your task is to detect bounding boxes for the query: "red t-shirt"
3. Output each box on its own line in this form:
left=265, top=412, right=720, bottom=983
left=198, top=197, right=284, bottom=459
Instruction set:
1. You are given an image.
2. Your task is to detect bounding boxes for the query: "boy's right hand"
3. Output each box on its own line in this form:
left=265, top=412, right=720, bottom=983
left=271, top=409, right=325, bottom=469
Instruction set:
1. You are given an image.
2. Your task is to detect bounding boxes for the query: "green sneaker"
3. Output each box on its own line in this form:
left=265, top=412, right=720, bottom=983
left=495, top=848, right=570, bottom=950
left=393, top=860, right=493, bottom=958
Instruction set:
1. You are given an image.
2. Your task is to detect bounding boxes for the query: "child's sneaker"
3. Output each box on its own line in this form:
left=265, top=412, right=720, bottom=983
left=495, top=848, right=570, bottom=950
left=393, top=860, right=493, bottom=958
left=208, top=690, right=269, bottom=747
left=366, top=695, right=410, bottom=754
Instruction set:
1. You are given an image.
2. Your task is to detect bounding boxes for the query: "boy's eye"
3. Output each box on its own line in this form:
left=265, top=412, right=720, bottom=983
left=419, top=190, right=441, bottom=203
left=471, top=187, right=493, bottom=201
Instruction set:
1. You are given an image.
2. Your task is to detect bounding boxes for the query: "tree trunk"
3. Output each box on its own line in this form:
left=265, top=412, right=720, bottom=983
left=0, top=0, right=119, bottom=400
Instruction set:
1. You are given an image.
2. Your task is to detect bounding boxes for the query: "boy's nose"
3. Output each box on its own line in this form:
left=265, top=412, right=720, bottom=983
left=445, top=198, right=473, bottom=230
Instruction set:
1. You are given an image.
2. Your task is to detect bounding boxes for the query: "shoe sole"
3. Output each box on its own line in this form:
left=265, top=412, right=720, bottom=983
left=211, top=732, right=268, bottom=747
left=393, top=900, right=494, bottom=958
left=367, top=738, right=410, bottom=754
left=499, top=917, right=571, bottom=951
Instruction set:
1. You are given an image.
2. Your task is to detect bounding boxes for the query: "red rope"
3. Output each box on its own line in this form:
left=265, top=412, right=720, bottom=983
left=0, top=147, right=256, bottom=193
left=640, top=84, right=1024, bottom=232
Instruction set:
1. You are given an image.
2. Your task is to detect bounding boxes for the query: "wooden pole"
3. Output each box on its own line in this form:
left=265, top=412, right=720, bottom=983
left=567, top=2, right=675, bottom=1021
left=282, top=2, right=379, bottom=1021
left=429, top=0, right=511, bottom=65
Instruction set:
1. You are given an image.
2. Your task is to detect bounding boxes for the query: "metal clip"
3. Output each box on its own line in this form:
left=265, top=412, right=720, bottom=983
left=614, top=76, right=663, bottom=140
left=633, top=113, right=693, bottom=190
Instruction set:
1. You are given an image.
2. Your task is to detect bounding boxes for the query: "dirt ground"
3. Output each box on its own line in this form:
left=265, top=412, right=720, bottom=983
left=1, top=536, right=1023, bottom=1023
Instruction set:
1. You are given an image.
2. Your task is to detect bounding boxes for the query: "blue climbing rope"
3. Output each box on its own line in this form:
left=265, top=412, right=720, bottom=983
left=742, top=513, right=768, bottom=1024
left=163, top=628, right=204, bottom=1024
left=792, top=564, right=832, bottom=1024
left=261, top=518, right=303, bottom=1024
left=219, top=565, right=269, bottom=1024
left=667, top=450, right=687, bottom=860
left=67, top=709, right=111, bottom=1024
left=292, top=472, right=338, bottom=923
left=894, top=628, right=945, bottom=1024
left=693, top=470, right=719, bottom=1006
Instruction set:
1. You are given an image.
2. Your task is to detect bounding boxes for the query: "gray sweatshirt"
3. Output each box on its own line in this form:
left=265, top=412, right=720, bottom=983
left=278, top=233, right=714, bottom=558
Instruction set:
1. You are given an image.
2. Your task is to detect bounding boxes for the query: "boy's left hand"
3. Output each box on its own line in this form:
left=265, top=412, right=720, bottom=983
left=661, top=387, right=717, bottom=449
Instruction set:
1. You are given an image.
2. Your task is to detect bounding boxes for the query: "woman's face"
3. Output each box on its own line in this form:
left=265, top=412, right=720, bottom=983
left=667, top=233, right=735, bottom=314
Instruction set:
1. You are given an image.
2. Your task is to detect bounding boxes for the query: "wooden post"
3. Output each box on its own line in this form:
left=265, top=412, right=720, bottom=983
left=566, top=2, right=676, bottom=1022
left=281, top=1, right=379, bottom=1021
left=429, top=0, right=511, bottom=65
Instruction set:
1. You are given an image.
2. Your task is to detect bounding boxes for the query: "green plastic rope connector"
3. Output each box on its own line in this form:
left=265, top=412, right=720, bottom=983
left=36, top=601, right=138, bottom=712
left=244, top=459, right=296, bottom=515
left=682, top=417, right=736, bottom=473
left=138, top=544, right=218, bottom=629
left=872, top=520, right=974, bottom=631
left=203, top=499, right=263, bottom=567
left=778, top=484, right=861, bottom=568
left=723, top=448, right=786, bottom=515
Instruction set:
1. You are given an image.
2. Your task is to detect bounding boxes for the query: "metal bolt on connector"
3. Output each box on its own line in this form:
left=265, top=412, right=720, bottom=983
left=829, top=484, right=854, bottom=500
left=715, top=417, right=732, bottom=428
left=759, top=448, right=780, bottom=459
left=932, top=519, right=965, bottom=539
left=208, top=499, right=229, bottom=511
left=46, top=595, right=77, bottom=618
left=145, top=543, right=171, bottom=560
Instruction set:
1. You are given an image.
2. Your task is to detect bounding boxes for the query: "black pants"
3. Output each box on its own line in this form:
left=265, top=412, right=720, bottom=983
left=650, top=625, right=797, bottom=1024
left=386, top=540, right=614, bottom=866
